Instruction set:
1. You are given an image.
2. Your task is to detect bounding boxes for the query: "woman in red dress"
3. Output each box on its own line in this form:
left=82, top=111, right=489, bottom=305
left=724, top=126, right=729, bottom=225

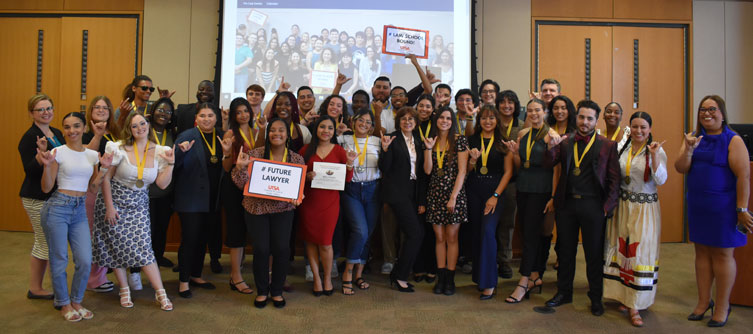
left=298, top=114, right=355, bottom=296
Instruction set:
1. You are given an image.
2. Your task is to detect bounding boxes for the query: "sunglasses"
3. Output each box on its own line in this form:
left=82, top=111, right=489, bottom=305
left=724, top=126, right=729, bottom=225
left=139, top=86, right=155, bottom=92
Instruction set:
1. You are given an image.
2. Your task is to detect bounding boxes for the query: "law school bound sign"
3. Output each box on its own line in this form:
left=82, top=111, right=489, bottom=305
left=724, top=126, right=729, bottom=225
left=382, top=25, right=429, bottom=59
left=243, top=158, right=307, bottom=202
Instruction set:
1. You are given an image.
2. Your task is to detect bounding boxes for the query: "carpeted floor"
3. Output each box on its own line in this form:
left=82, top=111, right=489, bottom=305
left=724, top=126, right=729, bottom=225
left=1, top=231, right=750, bottom=333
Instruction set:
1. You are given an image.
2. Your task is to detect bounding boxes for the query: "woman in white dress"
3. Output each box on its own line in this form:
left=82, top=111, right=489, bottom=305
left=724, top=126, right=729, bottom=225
left=603, top=111, right=667, bottom=327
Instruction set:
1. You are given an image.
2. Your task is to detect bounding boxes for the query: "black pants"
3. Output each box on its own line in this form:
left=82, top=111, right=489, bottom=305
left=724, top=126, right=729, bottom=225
left=555, top=197, right=606, bottom=301
left=246, top=210, right=294, bottom=297
left=207, top=209, right=223, bottom=261
left=222, top=176, right=246, bottom=248
left=178, top=211, right=221, bottom=282
left=149, top=195, right=173, bottom=260
left=387, top=182, right=424, bottom=281
left=412, top=212, right=436, bottom=275
left=517, top=192, right=552, bottom=276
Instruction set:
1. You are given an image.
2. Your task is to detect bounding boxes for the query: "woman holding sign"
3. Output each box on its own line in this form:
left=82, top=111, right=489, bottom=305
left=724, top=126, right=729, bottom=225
left=337, top=109, right=381, bottom=294
left=232, top=118, right=304, bottom=309
left=298, top=115, right=355, bottom=296
left=423, top=106, right=469, bottom=296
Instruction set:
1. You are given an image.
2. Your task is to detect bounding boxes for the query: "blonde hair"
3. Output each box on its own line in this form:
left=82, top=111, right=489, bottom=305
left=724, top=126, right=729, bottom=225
left=27, top=93, right=53, bottom=113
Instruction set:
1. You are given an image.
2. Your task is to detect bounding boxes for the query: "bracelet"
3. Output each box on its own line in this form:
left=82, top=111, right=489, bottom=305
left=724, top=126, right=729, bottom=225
left=167, top=162, right=175, bottom=166
left=737, top=208, right=748, bottom=213
left=492, top=192, right=499, bottom=198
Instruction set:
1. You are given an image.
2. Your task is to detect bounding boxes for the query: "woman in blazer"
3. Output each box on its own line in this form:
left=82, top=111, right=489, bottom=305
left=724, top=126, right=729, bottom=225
left=378, top=106, right=426, bottom=292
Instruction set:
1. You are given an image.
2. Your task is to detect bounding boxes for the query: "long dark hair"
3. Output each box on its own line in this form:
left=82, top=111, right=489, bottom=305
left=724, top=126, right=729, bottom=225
left=269, top=91, right=300, bottom=124
left=415, top=94, right=435, bottom=122
left=619, top=111, right=654, bottom=182
left=263, top=118, right=291, bottom=160
left=472, top=104, right=507, bottom=154
left=228, top=97, right=253, bottom=155
left=303, top=115, right=337, bottom=162
left=147, top=97, right=176, bottom=136
left=546, top=95, right=576, bottom=133
left=527, top=99, right=550, bottom=142
left=428, top=106, right=459, bottom=158
left=495, top=90, right=520, bottom=128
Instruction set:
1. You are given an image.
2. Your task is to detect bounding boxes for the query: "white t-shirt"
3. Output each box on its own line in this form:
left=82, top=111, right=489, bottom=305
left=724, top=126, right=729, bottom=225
left=337, top=134, right=381, bottom=182
left=106, top=141, right=170, bottom=190
left=378, top=101, right=396, bottom=134
left=296, top=123, right=312, bottom=144
left=53, top=145, right=98, bottom=192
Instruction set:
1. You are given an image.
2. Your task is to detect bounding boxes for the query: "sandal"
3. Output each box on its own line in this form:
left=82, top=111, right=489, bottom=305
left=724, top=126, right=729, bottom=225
left=119, top=287, right=134, bottom=308
left=531, top=277, right=543, bottom=294
left=630, top=311, right=644, bottom=327
left=75, top=307, right=94, bottom=320
left=155, top=288, right=173, bottom=311
left=229, top=278, right=254, bottom=294
left=341, top=280, right=355, bottom=295
left=63, top=309, right=82, bottom=322
left=354, top=277, right=370, bottom=290
left=504, top=284, right=531, bottom=304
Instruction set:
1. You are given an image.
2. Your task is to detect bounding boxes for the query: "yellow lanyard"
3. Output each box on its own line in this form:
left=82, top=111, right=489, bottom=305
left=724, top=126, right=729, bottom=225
left=436, top=140, right=447, bottom=171
left=290, top=122, right=296, bottom=138
left=352, top=134, right=368, bottom=167
left=419, top=122, right=431, bottom=141
left=270, top=147, right=288, bottom=162
left=239, top=127, right=255, bottom=148
left=198, top=127, right=217, bottom=156
left=152, top=129, right=166, bottom=145
left=525, top=128, right=539, bottom=164
left=573, top=133, right=597, bottom=171
left=480, top=134, right=494, bottom=169
left=134, top=140, right=149, bottom=181
left=625, top=141, right=647, bottom=179
left=103, top=133, right=114, bottom=142
left=456, top=113, right=464, bottom=135
left=505, top=120, right=512, bottom=138
left=605, top=128, right=620, bottom=141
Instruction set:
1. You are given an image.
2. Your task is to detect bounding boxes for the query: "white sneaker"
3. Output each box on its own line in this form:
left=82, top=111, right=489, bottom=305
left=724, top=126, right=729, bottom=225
left=381, top=262, right=394, bottom=275
left=128, top=272, right=143, bottom=291
left=305, top=265, right=314, bottom=282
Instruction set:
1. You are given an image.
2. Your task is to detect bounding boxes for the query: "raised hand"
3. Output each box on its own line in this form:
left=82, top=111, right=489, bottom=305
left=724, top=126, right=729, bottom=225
left=36, top=148, right=56, bottom=166
left=467, top=105, right=480, bottom=118
left=157, top=86, right=176, bottom=99
left=256, top=114, right=268, bottom=129
left=502, top=140, right=519, bottom=153
left=648, top=140, right=666, bottom=156
left=547, top=132, right=563, bottom=149
left=219, top=135, right=234, bottom=155
left=158, top=146, right=175, bottom=165
left=380, top=134, right=395, bottom=151
left=303, top=111, right=319, bottom=125
left=99, top=152, right=114, bottom=169
left=406, top=54, right=418, bottom=65
left=425, top=68, right=440, bottom=84
left=683, top=132, right=703, bottom=151
left=90, top=120, right=107, bottom=136
left=346, top=149, right=358, bottom=164
left=423, top=136, right=437, bottom=150
left=337, top=119, right=351, bottom=136
left=469, top=148, right=481, bottom=161
left=528, top=90, right=542, bottom=100
left=178, top=140, right=195, bottom=152
left=35, top=136, right=48, bottom=152
left=221, top=107, right=229, bottom=122
left=277, top=76, right=291, bottom=92
left=336, top=72, right=351, bottom=86
left=371, top=100, right=385, bottom=115
left=235, top=148, right=251, bottom=169
left=119, top=98, right=133, bottom=115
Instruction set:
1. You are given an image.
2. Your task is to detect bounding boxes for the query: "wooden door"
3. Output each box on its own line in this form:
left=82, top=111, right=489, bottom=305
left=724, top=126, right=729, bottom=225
left=612, top=26, right=686, bottom=242
left=0, top=18, right=62, bottom=231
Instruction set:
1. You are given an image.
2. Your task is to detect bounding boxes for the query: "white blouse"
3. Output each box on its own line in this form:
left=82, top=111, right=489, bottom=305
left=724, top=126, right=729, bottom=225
left=337, top=134, right=381, bottom=182
left=106, top=141, right=170, bottom=190
left=618, top=145, right=667, bottom=194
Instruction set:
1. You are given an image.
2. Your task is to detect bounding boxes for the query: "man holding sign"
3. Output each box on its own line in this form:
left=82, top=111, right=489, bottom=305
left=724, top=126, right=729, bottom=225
left=383, top=26, right=429, bottom=59
left=231, top=119, right=305, bottom=308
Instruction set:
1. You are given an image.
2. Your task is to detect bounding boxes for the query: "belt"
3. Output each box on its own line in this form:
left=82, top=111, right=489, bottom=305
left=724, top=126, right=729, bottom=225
left=619, top=189, right=658, bottom=203
left=568, top=194, right=599, bottom=199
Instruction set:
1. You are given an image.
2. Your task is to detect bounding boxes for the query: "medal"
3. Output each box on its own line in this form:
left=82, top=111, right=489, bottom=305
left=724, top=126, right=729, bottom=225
left=357, top=166, right=366, bottom=173
left=435, top=140, right=447, bottom=178
left=353, top=134, right=368, bottom=174
left=134, top=140, right=149, bottom=188
left=198, top=126, right=218, bottom=164
left=573, top=167, right=581, bottom=176
left=135, top=179, right=144, bottom=188
left=573, top=132, right=596, bottom=178
left=437, top=169, right=445, bottom=177
left=624, top=141, right=646, bottom=185
left=480, top=166, right=488, bottom=175
left=524, top=161, right=530, bottom=168
left=624, top=176, right=631, bottom=185
left=210, top=155, right=219, bottom=164
left=479, top=134, right=493, bottom=176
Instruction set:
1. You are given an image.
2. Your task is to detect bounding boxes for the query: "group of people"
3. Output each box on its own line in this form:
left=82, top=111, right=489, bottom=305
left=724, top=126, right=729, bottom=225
left=234, top=23, right=455, bottom=95
left=19, top=65, right=751, bottom=328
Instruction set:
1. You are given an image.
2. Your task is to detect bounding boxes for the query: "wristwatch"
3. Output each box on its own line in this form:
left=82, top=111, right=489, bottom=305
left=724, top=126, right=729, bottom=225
left=492, top=192, right=500, bottom=198
left=736, top=208, right=748, bottom=213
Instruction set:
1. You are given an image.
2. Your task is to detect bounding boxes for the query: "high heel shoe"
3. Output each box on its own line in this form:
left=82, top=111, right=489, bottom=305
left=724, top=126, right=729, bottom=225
left=390, top=275, right=415, bottom=293
left=531, top=277, right=543, bottom=294
left=229, top=279, right=254, bottom=294
left=154, top=288, right=173, bottom=311
left=707, top=306, right=731, bottom=327
left=479, top=288, right=496, bottom=300
left=504, top=284, right=530, bottom=303
left=119, top=287, right=134, bottom=308
left=688, top=299, right=714, bottom=321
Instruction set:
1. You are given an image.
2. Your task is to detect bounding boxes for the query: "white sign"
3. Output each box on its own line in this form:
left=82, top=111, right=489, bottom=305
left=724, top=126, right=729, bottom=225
left=309, top=70, right=337, bottom=89
left=245, top=158, right=306, bottom=201
left=311, top=162, right=346, bottom=191
left=383, top=25, right=429, bottom=59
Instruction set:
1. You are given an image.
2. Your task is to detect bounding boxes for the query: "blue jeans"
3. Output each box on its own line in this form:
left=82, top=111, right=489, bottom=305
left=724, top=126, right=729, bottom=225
left=41, top=191, right=91, bottom=306
left=341, top=180, right=380, bottom=264
left=467, top=173, right=504, bottom=289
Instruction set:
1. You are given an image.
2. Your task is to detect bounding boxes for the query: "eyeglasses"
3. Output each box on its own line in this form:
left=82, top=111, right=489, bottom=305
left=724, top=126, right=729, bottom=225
left=481, top=90, right=496, bottom=95
left=355, top=118, right=372, bottom=125
left=33, top=106, right=54, bottom=113
left=139, top=86, right=155, bottom=92
left=390, top=93, right=406, bottom=98
left=93, top=105, right=110, bottom=111
left=699, top=107, right=718, bottom=114
left=155, top=108, right=173, bottom=115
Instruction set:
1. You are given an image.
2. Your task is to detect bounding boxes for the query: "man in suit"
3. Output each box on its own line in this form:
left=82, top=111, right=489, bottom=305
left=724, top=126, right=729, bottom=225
left=175, top=80, right=221, bottom=134
left=543, top=100, right=620, bottom=316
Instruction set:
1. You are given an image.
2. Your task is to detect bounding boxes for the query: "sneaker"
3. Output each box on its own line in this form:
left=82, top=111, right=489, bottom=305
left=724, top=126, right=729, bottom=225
left=381, top=262, right=394, bottom=275
left=87, top=281, right=114, bottom=293
left=330, top=262, right=339, bottom=278
left=128, top=272, right=143, bottom=291
left=305, top=265, right=314, bottom=282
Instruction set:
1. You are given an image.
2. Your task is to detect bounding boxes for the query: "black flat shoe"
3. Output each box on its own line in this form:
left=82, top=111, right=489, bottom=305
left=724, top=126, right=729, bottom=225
left=591, top=301, right=605, bottom=316
left=707, top=306, right=731, bottom=327
left=390, top=278, right=415, bottom=293
left=27, top=290, right=54, bottom=300
left=189, top=280, right=216, bottom=290
left=545, top=293, right=572, bottom=307
left=254, top=297, right=268, bottom=309
left=688, top=300, right=714, bottom=321
left=272, top=297, right=286, bottom=309
left=178, top=289, right=192, bottom=298
left=157, top=257, right=174, bottom=268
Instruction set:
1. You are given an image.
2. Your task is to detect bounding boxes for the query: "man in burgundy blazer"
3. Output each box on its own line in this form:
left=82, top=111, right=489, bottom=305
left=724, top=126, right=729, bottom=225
left=542, top=100, right=620, bottom=316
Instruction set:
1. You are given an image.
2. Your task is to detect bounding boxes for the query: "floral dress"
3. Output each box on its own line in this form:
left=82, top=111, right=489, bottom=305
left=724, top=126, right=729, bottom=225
left=426, top=135, right=468, bottom=225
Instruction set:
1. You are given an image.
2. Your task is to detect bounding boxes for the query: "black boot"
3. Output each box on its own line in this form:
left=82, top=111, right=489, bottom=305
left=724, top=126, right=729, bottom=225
left=444, top=270, right=456, bottom=296
left=433, top=268, right=446, bottom=294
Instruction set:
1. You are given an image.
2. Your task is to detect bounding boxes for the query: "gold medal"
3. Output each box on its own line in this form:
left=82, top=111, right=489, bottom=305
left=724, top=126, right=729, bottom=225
left=524, top=161, right=530, bottom=168
left=435, top=139, right=447, bottom=177
left=479, top=134, right=493, bottom=176
left=210, top=155, right=219, bottom=164
left=573, top=133, right=596, bottom=177
left=573, top=167, right=581, bottom=176
left=624, top=176, right=631, bottom=185
left=437, top=169, right=445, bottom=177
left=198, top=127, right=218, bottom=164
left=134, top=140, right=149, bottom=187
left=480, top=166, right=488, bottom=175
left=135, top=179, right=144, bottom=188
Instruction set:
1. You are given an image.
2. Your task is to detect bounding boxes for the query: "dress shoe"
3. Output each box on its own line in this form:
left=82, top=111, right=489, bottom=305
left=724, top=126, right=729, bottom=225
left=479, top=288, right=496, bottom=300
left=178, top=289, right=192, bottom=298
left=254, top=297, right=268, bottom=309
left=157, top=257, right=174, bottom=268
left=272, top=297, right=286, bottom=309
left=189, top=280, right=216, bottom=290
left=498, top=263, right=513, bottom=279
left=433, top=269, right=446, bottom=294
left=707, top=307, right=731, bottom=327
left=443, top=270, right=456, bottom=296
left=545, top=293, right=572, bottom=307
left=688, top=300, right=714, bottom=321
left=591, top=301, right=605, bottom=316
left=27, top=290, right=54, bottom=300
left=210, top=259, right=223, bottom=273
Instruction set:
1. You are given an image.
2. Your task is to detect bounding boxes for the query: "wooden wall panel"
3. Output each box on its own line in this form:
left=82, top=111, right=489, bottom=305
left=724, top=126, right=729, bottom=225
left=532, top=0, right=613, bottom=19
left=613, top=0, right=692, bottom=21
left=0, top=0, right=63, bottom=11
left=0, top=18, right=62, bottom=231
left=63, top=0, right=143, bottom=12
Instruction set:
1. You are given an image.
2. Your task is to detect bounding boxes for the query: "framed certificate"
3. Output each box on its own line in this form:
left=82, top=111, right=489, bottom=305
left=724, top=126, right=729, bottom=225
left=311, top=162, right=346, bottom=191
left=309, top=70, right=337, bottom=89
left=382, top=25, right=429, bottom=59
left=243, top=158, right=307, bottom=202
